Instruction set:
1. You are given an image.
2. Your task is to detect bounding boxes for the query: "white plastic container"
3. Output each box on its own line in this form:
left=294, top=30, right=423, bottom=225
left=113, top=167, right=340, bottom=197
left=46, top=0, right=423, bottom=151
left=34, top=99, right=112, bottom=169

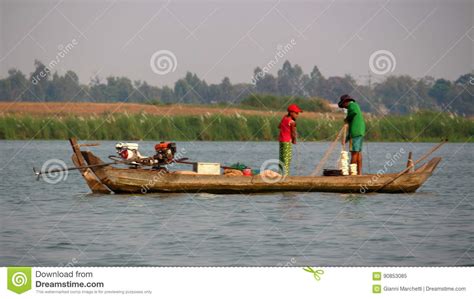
left=350, top=163, right=358, bottom=175
left=340, top=151, right=350, bottom=175
left=193, top=162, right=221, bottom=175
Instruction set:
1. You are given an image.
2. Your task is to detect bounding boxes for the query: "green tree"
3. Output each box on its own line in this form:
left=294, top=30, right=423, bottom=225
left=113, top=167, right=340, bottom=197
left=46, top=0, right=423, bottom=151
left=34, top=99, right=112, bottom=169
left=321, top=75, right=357, bottom=103
left=174, top=72, right=209, bottom=103
left=446, top=73, right=474, bottom=115
left=133, top=81, right=161, bottom=103
left=219, top=77, right=233, bottom=102
left=89, top=76, right=107, bottom=102
left=105, top=77, right=134, bottom=102
left=305, top=66, right=325, bottom=97
left=374, top=75, right=425, bottom=114
left=254, top=67, right=278, bottom=94
left=0, top=69, right=28, bottom=101
left=29, top=60, right=50, bottom=101
left=429, top=79, right=452, bottom=105
left=454, top=72, right=473, bottom=86
left=277, top=60, right=305, bottom=96
left=160, top=86, right=175, bottom=103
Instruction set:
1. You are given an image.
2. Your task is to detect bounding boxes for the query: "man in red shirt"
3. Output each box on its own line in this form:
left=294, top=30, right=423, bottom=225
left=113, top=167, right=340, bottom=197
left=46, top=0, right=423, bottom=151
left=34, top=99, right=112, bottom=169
left=278, top=104, right=302, bottom=176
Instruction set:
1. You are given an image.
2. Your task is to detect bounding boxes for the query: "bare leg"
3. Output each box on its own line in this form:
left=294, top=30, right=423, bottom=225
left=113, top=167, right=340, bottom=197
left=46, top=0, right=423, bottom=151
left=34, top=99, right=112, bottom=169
left=351, top=151, right=357, bottom=174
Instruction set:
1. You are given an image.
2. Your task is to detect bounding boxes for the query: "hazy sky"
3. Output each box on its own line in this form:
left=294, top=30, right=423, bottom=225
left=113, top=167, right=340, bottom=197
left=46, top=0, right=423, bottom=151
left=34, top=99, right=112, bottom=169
left=1, top=0, right=472, bottom=87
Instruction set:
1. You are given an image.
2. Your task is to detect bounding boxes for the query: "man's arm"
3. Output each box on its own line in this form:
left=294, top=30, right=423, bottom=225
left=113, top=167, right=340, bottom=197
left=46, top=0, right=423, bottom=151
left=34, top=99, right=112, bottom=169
left=345, top=104, right=356, bottom=123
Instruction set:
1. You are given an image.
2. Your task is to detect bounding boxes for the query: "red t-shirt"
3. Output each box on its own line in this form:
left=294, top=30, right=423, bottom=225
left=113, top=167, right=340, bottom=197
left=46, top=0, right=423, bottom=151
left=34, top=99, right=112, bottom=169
left=278, top=115, right=295, bottom=142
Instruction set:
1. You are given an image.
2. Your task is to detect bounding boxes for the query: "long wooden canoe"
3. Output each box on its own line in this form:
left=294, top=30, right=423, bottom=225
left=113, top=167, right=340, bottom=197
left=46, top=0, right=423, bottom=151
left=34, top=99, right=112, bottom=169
left=75, top=149, right=441, bottom=194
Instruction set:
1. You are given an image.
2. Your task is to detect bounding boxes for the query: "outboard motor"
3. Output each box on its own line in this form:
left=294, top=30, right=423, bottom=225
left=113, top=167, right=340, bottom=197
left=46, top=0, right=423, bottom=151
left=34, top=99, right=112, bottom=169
left=153, top=142, right=177, bottom=164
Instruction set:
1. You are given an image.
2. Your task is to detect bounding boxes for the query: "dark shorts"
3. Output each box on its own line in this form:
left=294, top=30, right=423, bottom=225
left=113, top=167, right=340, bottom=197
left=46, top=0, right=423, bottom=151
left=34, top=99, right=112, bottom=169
left=349, top=136, right=364, bottom=152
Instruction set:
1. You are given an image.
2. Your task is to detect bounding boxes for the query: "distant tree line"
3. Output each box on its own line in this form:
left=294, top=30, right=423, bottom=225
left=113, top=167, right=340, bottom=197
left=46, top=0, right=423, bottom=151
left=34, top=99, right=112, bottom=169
left=0, top=59, right=472, bottom=115
left=240, top=94, right=331, bottom=112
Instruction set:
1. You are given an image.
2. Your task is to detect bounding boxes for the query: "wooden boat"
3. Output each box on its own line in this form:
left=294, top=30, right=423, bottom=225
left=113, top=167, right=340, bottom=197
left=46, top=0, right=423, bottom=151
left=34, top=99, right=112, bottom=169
left=68, top=139, right=442, bottom=194
left=69, top=138, right=110, bottom=194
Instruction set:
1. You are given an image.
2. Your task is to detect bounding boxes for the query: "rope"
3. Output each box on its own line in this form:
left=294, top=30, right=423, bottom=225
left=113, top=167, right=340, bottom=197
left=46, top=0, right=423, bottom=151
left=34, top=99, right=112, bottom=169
left=311, top=126, right=346, bottom=176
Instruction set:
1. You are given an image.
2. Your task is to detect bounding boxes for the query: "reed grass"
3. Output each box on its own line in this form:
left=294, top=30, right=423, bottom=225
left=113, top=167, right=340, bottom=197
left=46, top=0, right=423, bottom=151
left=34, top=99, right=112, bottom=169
left=0, top=111, right=472, bottom=142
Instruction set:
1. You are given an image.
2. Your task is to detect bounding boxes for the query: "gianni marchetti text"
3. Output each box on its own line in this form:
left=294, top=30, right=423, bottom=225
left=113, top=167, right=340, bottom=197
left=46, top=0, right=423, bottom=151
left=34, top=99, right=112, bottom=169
left=36, top=270, right=93, bottom=278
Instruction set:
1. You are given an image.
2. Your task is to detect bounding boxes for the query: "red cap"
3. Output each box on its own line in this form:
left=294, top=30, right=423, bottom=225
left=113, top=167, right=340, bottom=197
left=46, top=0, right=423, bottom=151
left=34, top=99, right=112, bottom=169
left=287, top=104, right=303, bottom=113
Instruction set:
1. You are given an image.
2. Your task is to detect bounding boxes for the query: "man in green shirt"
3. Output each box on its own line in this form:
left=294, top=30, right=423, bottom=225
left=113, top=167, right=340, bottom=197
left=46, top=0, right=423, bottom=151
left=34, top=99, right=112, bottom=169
left=338, top=94, right=366, bottom=175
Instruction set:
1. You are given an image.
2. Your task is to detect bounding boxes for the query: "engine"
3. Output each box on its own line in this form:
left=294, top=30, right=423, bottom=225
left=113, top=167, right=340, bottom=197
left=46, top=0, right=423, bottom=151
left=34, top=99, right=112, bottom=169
left=115, top=142, right=144, bottom=161
left=153, top=142, right=177, bottom=164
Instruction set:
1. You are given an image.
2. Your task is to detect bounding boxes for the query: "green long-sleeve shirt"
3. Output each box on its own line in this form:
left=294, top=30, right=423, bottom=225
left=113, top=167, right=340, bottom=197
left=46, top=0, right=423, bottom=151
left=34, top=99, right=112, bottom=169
left=346, top=102, right=366, bottom=137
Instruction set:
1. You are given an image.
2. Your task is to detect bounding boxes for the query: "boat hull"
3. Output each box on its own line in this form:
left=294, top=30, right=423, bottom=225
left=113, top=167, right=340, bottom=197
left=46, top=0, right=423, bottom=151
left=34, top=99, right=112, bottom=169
left=80, top=151, right=441, bottom=194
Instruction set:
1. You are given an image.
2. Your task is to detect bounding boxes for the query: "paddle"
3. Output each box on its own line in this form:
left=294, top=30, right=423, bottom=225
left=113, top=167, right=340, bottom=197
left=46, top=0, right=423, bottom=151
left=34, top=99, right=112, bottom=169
left=33, top=162, right=117, bottom=180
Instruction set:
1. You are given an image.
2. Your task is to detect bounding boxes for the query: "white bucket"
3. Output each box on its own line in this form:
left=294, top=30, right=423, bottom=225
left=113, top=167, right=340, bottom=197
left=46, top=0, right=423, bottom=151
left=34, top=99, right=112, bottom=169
left=339, top=151, right=350, bottom=175
left=350, top=163, right=358, bottom=175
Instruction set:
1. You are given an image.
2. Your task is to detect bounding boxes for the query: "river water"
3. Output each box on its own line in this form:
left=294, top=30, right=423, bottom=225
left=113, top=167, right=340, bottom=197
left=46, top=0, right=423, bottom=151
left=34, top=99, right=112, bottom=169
left=0, top=141, right=472, bottom=266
